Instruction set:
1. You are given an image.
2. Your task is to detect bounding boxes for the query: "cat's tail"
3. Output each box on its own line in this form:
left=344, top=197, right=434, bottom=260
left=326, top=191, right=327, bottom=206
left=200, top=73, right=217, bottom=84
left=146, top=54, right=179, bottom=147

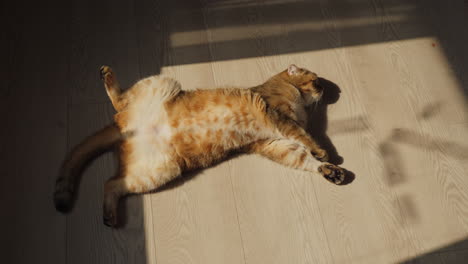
left=53, top=123, right=122, bottom=213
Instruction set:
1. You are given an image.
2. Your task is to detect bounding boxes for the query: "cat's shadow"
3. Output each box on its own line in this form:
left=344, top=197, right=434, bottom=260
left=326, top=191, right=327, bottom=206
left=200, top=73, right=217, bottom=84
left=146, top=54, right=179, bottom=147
left=306, top=77, right=343, bottom=165
left=307, top=77, right=355, bottom=185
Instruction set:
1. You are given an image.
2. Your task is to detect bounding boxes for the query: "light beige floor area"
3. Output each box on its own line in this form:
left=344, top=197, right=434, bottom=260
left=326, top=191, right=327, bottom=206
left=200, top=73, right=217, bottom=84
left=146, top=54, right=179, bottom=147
left=1, top=0, right=468, bottom=263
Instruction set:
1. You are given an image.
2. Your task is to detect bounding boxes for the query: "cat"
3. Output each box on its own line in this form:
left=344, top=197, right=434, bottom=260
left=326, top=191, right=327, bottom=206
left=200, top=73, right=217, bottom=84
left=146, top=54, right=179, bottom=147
left=54, top=64, right=346, bottom=227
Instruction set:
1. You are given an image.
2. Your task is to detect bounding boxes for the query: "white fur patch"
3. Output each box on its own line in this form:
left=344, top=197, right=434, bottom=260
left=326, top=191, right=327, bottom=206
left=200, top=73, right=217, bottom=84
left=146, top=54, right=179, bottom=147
left=124, top=76, right=182, bottom=174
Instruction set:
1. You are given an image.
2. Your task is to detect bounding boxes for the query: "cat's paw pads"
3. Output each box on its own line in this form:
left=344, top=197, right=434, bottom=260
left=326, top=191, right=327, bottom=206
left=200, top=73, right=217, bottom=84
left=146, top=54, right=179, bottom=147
left=103, top=210, right=117, bottom=228
left=99, top=65, right=114, bottom=84
left=313, top=149, right=329, bottom=162
left=318, top=163, right=345, bottom=185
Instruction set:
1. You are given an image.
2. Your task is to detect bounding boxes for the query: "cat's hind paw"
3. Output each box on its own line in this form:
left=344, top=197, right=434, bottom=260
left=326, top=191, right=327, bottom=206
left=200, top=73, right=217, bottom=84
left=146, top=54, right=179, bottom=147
left=99, top=65, right=114, bottom=85
left=318, top=163, right=345, bottom=185
left=103, top=209, right=118, bottom=228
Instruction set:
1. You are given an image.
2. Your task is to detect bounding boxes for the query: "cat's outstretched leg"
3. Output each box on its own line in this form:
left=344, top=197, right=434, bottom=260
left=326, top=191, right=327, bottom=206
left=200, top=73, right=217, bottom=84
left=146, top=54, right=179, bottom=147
left=100, top=66, right=127, bottom=112
left=249, top=139, right=345, bottom=184
left=103, top=163, right=181, bottom=227
left=265, top=110, right=329, bottom=162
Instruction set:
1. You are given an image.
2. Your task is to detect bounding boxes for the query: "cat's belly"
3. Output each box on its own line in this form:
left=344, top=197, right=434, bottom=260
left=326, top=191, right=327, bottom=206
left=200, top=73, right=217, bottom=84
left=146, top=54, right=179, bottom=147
left=127, top=122, right=175, bottom=168
left=126, top=88, right=272, bottom=170
left=167, top=109, right=261, bottom=169
left=127, top=112, right=245, bottom=171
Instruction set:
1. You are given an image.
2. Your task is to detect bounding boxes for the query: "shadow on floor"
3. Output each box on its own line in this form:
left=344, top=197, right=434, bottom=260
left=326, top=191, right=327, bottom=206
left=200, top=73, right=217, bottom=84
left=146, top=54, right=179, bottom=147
left=400, top=237, right=468, bottom=263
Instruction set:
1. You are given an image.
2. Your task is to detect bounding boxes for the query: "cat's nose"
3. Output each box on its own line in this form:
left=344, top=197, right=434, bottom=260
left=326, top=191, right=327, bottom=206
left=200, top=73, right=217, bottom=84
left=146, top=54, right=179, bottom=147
left=313, top=78, right=321, bottom=89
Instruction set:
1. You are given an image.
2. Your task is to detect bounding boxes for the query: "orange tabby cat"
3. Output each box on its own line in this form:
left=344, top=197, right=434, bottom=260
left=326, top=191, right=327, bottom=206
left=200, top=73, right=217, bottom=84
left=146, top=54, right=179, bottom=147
left=54, top=65, right=346, bottom=227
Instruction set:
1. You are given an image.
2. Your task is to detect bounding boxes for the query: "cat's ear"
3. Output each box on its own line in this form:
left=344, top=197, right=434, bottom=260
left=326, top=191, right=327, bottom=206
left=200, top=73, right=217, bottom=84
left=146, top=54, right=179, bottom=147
left=287, top=64, right=300, bottom=76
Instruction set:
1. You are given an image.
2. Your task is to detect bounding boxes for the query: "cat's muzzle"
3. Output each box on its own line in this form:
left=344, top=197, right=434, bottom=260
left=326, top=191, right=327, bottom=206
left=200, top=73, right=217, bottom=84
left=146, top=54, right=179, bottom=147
left=313, top=79, right=322, bottom=90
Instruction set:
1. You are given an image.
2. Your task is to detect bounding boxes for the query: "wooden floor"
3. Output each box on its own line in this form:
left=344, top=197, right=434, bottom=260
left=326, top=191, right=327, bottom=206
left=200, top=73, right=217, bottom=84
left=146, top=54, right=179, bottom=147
left=1, top=0, right=468, bottom=263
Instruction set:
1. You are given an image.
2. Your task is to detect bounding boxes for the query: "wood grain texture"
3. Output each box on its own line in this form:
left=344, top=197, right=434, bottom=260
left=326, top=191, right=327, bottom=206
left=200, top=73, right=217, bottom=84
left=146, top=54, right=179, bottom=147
left=0, top=1, right=69, bottom=262
left=4, top=0, right=71, bottom=97
left=339, top=1, right=468, bottom=261
left=69, top=0, right=141, bottom=105
left=0, top=96, right=68, bottom=263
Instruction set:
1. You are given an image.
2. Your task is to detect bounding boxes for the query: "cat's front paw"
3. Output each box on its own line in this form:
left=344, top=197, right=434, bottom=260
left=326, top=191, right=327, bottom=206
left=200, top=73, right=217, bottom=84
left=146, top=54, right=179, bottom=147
left=318, top=163, right=345, bottom=185
left=313, top=149, right=329, bottom=162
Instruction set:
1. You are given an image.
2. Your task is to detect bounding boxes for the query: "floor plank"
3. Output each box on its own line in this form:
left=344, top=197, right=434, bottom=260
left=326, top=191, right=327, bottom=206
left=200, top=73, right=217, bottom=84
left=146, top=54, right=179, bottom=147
left=69, top=0, right=141, bottom=105
left=135, top=1, right=246, bottom=263
left=0, top=1, right=70, bottom=262
left=0, top=96, right=68, bottom=263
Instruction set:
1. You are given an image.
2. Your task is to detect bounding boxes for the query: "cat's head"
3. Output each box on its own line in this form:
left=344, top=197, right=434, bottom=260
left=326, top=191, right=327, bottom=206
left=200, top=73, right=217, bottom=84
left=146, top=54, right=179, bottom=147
left=284, top=64, right=323, bottom=105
